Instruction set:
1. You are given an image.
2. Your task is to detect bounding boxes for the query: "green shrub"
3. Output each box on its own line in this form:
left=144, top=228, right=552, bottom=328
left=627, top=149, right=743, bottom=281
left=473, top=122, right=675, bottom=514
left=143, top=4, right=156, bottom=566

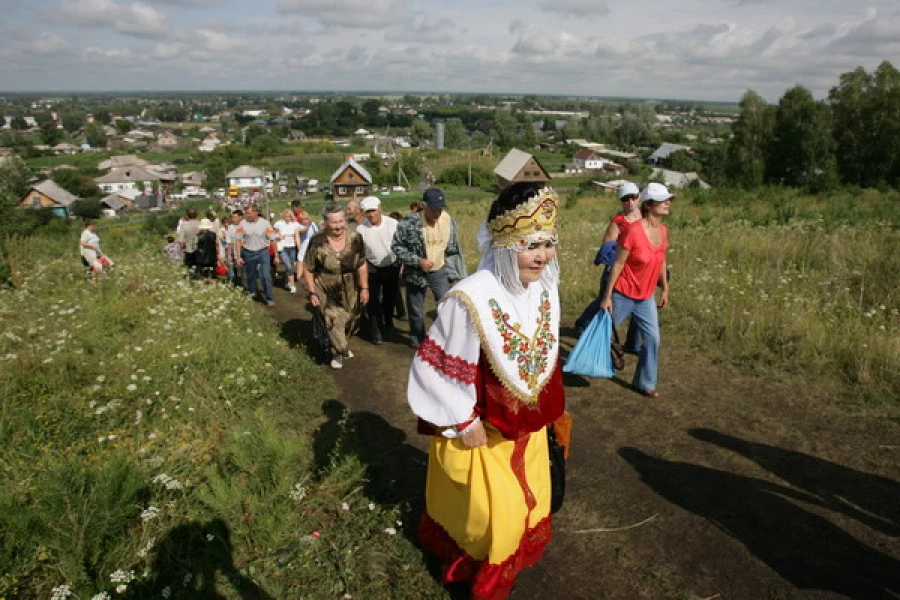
left=70, top=198, right=103, bottom=219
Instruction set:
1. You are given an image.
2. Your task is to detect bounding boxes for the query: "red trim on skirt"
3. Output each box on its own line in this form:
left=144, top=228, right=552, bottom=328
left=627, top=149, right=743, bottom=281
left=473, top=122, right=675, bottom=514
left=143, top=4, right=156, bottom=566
left=418, top=512, right=552, bottom=600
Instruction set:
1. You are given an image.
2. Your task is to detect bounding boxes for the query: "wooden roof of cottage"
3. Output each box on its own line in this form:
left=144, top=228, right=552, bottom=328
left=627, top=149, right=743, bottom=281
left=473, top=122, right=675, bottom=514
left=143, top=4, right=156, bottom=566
left=493, top=148, right=551, bottom=184
left=329, top=158, right=372, bottom=184
left=227, top=165, right=264, bottom=178
left=95, top=165, right=160, bottom=184
left=29, top=180, right=78, bottom=206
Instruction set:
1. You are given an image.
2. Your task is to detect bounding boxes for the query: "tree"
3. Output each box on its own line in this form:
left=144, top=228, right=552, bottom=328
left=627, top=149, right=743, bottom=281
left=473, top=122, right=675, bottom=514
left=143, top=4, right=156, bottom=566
left=725, top=90, right=774, bottom=188
left=444, top=118, right=469, bottom=149
left=40, top=121, right=63, bottom=146
left=114, top=119, right=132, bottom=135
left=10, top=116, right=29, bottom=131
left=0, top=155, right=33, bottom=200
left=830, top=61, right=900, bottom=187
left=51, top=168, right=100, bottom=199
left=410, top=118, right=434, bottom=146
left=84, top=122, right=108, bottom=149
left=666, top=150, right=702, bottom=173
left=767, top=85, right=836, bottom=189
left=60, top=110, right=85, bottom=133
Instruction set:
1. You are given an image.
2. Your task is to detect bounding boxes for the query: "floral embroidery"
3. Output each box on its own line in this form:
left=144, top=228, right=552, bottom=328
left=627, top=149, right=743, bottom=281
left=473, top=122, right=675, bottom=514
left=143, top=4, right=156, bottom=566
left=488, top=293, right=556, bottom=393
left=417, top=336, right=478, bottom=385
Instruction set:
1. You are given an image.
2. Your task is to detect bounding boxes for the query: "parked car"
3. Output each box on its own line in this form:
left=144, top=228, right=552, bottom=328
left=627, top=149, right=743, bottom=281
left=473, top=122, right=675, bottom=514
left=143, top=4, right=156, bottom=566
left=391, top=185, right=406, bottom=192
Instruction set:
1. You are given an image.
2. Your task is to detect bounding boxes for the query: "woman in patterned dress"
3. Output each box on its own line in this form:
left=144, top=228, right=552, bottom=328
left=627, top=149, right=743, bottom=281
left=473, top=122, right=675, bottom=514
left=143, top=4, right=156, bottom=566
left=303, top=201, right=369, bottom=370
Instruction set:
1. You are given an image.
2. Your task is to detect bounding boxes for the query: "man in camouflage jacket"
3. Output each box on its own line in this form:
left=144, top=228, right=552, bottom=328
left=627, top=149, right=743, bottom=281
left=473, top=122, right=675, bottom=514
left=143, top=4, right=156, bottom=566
left=391, top=188, right=466, bottom=347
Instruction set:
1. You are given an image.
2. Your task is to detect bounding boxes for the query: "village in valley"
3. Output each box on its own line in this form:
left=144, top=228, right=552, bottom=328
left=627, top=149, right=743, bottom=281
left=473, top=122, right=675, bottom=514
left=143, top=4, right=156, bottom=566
left=1, top=92, right=734, bottom=217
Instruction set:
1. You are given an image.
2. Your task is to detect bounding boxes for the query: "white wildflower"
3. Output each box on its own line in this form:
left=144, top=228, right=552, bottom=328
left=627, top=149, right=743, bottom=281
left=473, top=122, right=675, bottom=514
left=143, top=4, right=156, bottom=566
left=140, top=506, right=160, bottom=521
left=50, top=584, right=72, bottom=600
left=109, top=569, right=136, bottom=583
left=384, top=527, right=397, bottom=535
left=91, top=593, right=111, bottom=600
left=289, top=484, right=307, bottom=502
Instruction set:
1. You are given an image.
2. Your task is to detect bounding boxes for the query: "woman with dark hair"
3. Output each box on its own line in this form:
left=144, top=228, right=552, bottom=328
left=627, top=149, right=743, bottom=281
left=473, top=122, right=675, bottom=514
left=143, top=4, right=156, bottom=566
left=407, top=182, right=566, bottom=600
left=599, top=182, right=673, bottom=398
left=303, top=201, right=369, bottom=370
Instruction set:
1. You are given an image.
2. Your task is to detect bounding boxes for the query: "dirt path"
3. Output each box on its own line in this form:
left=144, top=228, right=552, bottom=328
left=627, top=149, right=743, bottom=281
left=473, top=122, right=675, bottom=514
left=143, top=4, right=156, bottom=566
left=269, top=286, right=900, bottom=600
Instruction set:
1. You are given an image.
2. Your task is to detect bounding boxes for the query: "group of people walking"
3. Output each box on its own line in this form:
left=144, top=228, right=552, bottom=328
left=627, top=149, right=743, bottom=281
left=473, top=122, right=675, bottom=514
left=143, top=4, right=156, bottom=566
left=155, top=179, right=674, bottom=600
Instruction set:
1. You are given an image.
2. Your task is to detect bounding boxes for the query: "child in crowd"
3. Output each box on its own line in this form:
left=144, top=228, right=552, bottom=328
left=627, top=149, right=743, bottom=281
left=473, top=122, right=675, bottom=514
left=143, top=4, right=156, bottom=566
left=163, top=235, right=183, bottom=262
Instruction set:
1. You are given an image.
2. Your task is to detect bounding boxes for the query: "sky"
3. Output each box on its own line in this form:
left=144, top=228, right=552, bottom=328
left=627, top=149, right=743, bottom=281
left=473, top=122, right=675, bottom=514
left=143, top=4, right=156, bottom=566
left=0, top=0, right=898, bottom=102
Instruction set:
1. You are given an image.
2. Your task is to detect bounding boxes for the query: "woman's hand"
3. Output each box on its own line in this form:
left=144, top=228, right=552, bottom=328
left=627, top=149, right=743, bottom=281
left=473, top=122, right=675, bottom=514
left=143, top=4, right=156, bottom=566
left=309, top=292, right=321, bottom=308
left=460, top=419, right=487, bottom=448
left=658, top=290, right=669, bottom=309
left=599, top=297, right=613, bottom=313
left=359, top=288, right=369, bottom=305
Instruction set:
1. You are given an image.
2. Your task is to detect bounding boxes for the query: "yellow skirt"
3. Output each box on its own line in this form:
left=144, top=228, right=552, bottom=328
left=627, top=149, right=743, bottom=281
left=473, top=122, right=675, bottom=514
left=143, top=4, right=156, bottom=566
left=419, top=424, right=552, bottom=599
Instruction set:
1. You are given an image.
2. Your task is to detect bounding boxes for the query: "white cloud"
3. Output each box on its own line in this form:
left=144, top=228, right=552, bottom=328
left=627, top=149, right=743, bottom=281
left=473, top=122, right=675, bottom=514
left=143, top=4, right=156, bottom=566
left=385, top=16, right=455, bottom=43
left=32, top=32, right=68, bottom=55
left=539, top=0, right=609, bottom=18
left=275, top=0, right=412, bottom=29
left=47, top=0, right=172, bottom=39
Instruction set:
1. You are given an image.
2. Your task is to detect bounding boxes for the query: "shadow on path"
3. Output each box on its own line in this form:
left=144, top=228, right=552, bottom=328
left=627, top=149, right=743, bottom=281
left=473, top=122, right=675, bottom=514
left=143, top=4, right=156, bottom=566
left=690, top=427, right=900, bottom=536
left=619, top=446, right=900, bottom=600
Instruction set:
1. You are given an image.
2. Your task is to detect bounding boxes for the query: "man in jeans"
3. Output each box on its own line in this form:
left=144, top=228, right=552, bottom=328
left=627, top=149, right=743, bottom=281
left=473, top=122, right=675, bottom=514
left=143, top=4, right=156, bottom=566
left=357, top=196, right=399, bottom=345
left=234, top=204, right=279, bottom=306
left=391, top=188, right=465, bottom=348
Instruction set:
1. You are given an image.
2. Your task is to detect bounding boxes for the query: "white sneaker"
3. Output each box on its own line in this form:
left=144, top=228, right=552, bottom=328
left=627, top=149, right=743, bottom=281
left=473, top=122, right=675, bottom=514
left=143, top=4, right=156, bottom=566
left=288, top=285, right=297, bottom=293
left=346, top=349, right=354, bottom=358
left=330, top=356, right=343, bottom=369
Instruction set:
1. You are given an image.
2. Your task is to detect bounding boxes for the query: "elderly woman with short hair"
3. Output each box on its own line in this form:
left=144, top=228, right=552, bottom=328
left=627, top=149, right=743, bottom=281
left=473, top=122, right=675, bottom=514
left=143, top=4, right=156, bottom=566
left=303, top=202, right=369, bottom=369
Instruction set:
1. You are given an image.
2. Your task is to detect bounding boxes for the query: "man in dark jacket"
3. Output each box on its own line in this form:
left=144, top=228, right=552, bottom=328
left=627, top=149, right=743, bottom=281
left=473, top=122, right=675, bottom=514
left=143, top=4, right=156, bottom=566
left=391, top=188, right=466, bottom=348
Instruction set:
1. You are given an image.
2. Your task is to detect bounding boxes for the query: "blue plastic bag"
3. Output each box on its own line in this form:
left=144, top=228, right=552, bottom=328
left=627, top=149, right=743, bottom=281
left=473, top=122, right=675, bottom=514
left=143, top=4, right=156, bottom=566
left=563, top=310, right=614, bottom=378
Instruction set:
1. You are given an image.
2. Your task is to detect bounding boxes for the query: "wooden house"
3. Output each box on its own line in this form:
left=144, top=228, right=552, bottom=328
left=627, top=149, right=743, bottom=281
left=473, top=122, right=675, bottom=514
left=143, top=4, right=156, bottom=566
left=493, top=148, right=551, bottom=188
left=329, top=158, right=373, bottom=201
left=18, top=180, right=78, bottom=217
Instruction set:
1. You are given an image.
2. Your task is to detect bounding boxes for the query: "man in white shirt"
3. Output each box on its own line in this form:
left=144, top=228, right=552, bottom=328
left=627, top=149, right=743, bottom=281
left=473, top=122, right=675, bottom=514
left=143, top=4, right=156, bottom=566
left=357, top=196, right=399, bottom=344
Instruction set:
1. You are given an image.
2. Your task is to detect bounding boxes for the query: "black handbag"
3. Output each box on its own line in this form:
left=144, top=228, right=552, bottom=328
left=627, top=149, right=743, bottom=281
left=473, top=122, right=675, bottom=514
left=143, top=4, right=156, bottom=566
left=310, top=305, right=330, bottom=357
left=547, top=424, right=566, bottom=514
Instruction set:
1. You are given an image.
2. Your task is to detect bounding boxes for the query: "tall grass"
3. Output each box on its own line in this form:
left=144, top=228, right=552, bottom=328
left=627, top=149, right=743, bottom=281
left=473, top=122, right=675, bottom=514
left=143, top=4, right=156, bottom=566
left=0, top=232, right=445, bottom=599
left=452, top=186, right=899, bottom=404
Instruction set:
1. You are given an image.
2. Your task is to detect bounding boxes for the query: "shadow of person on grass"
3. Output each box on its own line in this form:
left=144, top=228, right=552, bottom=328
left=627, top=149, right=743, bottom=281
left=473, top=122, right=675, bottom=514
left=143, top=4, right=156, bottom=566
left=131, top=518, right=273, bottom=599
left=619, top=447, right=900, bottom=600
left=312, top=400, right=472, bottom=597
left=313, top=399, right=428, bottom=512
left=690, top=428, right=900, bottom=537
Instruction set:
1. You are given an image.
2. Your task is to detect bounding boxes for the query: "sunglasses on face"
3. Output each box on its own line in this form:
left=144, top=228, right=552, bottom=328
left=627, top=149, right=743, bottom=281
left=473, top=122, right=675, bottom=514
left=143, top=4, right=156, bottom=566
left=621, top=195, right=638, bottom=202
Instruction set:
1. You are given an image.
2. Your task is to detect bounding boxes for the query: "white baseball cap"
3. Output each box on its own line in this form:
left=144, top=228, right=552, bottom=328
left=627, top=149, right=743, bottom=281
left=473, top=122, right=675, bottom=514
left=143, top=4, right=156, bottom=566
left=360, top=196, right=381, bottom=211
left=641, top=182, right=675, bottom=203
left=616, top=181, right=640, bottom=199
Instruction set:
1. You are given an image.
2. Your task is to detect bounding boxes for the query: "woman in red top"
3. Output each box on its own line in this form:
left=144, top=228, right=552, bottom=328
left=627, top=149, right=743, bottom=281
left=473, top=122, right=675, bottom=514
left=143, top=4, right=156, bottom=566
left=600, top=182, right=673, bottom=397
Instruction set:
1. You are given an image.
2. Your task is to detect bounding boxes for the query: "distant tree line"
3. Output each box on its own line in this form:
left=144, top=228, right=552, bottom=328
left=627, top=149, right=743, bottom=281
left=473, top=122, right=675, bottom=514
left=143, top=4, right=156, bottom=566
left=716, top=60, right=900, bottom=190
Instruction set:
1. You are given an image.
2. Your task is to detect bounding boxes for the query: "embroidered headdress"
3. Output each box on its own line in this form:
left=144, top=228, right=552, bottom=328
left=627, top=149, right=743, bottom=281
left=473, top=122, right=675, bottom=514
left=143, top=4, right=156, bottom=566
left=488, top=186, right=559, bottom=249
left=477, top=184, right=560, bottom=295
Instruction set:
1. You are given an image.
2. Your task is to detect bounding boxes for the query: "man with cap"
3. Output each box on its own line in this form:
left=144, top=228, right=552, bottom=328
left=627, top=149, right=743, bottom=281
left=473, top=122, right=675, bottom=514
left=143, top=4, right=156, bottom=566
left=391, top=187, right=466, bottom=348
left=357, top=196, right=400, bottom=344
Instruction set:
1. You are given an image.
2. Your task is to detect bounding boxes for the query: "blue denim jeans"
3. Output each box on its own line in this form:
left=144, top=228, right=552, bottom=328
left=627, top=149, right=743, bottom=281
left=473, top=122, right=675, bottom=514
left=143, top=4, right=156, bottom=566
left=406, top=267, right=450, bottom=345
left=242, top=248, right=274, bottom=303
left=576, top=268, right=641, bottom=350
left=279, top=246, right=298, bottom=278
left=610, top=291, right=660, bottom=392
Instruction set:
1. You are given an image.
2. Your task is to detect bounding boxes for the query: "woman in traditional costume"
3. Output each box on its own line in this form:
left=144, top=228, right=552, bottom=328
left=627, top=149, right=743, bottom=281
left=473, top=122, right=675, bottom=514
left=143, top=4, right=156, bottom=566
left=407, top=182, right=566, bottom=600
